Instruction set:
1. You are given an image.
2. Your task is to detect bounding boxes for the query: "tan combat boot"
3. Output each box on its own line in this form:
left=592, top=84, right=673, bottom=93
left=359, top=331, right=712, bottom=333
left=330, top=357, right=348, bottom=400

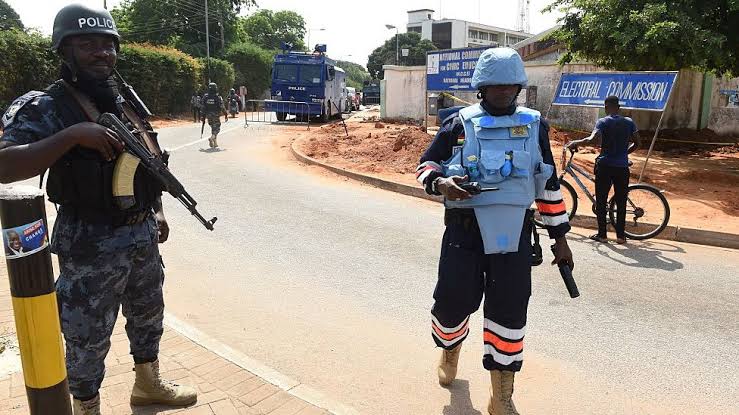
left=73, top=395, right=101, bottom=415
left=488, top=370, right=520, bottom=415
left=437, top=344, right=462, bottom=386
left=130, top=360, right=198, bottom=406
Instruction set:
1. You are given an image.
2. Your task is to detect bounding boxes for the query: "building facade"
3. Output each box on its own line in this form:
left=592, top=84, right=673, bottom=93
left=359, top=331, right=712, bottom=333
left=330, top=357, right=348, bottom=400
left=406, top=9, right=532, bottom=50
left=513, top=26, right=565, bottom=63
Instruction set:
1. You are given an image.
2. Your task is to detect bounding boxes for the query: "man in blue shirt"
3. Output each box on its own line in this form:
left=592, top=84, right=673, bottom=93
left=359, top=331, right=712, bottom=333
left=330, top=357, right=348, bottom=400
left=569, top=96, right=641, bottom=244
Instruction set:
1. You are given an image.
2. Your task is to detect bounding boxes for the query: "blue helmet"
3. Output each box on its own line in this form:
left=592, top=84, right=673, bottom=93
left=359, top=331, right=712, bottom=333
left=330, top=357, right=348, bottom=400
left=471, top=47, right=528, bottom=89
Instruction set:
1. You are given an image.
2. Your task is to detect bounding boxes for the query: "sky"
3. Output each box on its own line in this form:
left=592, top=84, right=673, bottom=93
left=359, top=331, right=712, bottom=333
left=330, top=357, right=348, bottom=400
left=7, top=0, right=563, bottom=67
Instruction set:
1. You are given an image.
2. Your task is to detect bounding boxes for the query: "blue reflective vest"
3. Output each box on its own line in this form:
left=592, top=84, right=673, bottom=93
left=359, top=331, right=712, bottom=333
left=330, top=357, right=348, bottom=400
left=442, top=104, right=553, bottom=253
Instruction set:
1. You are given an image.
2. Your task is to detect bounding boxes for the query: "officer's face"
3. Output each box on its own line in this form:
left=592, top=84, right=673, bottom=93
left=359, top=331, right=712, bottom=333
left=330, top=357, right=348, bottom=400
left=7, top=233, right=21, bottom=250
left=483, top=85, right=520, bottom=109
left=64, top=34, right=117, bottom=80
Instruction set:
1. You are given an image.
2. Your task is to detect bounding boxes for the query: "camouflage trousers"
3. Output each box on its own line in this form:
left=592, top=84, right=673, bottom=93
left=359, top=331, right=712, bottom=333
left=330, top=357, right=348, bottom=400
left=56, top=242, right=165, bottom=398
left=207, top=114, right=221, bottom=135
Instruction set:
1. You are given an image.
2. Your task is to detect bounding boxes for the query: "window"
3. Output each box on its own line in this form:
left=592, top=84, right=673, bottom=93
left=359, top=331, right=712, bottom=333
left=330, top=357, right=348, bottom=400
left=432, top=22, right=452, bottom=49
left=409, top=26, right=422, bottom=33
left=274, top=64, right=297, bottom=82
left=326, top=65, right=335, bottom=81
left=300, top=65, right=322, bottom=84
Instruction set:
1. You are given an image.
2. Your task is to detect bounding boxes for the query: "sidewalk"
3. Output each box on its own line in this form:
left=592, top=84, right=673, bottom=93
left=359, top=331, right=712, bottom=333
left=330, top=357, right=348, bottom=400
left=0, top=263, right=329, bottom=415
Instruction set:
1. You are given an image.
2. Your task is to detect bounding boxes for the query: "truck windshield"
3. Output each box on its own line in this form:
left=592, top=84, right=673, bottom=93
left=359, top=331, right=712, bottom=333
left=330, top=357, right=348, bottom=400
left=300, top=65, right=322, bottom=84
left=275, top=64, right=298, bottom=82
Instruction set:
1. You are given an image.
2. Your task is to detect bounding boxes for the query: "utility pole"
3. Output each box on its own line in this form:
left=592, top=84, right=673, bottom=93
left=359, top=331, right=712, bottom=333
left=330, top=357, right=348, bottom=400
left=219, top=10, right=225, bottom=52
left=204, top=0, right=211, bottom=82
left=103, top=0, right=107, bottom=9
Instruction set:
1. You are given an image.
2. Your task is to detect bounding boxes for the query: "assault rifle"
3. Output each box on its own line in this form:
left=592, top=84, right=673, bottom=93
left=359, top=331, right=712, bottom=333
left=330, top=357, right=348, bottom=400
left=98, top=112, right=217, bottom=231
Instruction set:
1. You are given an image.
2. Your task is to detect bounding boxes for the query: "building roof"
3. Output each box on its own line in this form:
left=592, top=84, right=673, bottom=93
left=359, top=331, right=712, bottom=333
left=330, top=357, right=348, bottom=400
left=407, top=17, right=532, bottom=37
left=512, top=25, right=561, bottom=48
left=407, top=9, right=435, bottom=13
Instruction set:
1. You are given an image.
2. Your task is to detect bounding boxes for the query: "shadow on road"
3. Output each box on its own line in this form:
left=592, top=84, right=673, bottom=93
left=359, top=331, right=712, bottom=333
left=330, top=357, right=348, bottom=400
left=567, top=231, right=685, bottom=270
left=441, top=379, right=484, bottom=415
left=198, top=148, right=227, bottom=153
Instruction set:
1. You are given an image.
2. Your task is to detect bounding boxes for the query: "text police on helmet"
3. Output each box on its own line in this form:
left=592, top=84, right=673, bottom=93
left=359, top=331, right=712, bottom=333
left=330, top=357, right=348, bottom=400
left=51, top=3, right=120, bottom=51
left=471, top=47, right=528, bottom=89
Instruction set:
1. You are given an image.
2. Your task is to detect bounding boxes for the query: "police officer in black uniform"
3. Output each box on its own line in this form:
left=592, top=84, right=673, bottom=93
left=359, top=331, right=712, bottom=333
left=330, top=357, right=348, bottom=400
left=0, top=5, right=196, bottom=414
left=202, top=82, right=228, bottom=148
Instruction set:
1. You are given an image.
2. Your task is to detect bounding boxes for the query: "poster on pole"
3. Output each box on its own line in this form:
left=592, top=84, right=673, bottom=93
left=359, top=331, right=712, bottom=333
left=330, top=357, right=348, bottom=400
left=426, top=47, right=489, bottom=91
left=552, top=72, right=678, bottom=111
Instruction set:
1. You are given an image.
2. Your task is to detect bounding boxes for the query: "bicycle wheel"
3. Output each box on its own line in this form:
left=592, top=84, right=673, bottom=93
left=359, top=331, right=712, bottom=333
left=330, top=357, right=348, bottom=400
left=533, top=179, right=578, bottom=228
left=608, top=184, right=670, bottom=240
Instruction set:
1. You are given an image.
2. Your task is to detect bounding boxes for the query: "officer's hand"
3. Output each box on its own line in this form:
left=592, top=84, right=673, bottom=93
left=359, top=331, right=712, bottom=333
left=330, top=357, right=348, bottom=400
left=552, top=237, right=574, bottom=270
left=436, top=175, right=472, bottom=201
left=155, top=211, right=169, bottom=243
left=69, top=122, right=124, bottom=161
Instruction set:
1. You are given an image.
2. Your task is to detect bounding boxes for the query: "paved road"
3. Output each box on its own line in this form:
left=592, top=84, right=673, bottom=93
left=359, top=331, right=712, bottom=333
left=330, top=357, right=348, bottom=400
left=152, top=119, right=738, bottom=415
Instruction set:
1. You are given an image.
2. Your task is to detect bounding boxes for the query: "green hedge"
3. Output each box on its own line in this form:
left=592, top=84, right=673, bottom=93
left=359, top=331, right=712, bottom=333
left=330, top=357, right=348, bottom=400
left=224, top=42, right=275, bottom=99
left=1, top=33, right=237, bottom=116
left=0, top=29, right=58, bottom=110
left=116, top=43, right=203, bottom=115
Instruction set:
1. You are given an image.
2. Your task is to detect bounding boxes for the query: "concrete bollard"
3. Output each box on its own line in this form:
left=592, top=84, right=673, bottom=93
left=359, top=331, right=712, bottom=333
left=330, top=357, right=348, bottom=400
left=0, top=185, right=71, bottom=415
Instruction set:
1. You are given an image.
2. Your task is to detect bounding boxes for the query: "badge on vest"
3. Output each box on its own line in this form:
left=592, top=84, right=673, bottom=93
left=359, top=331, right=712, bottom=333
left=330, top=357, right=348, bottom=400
left=509, top=126, right=529, bottom=138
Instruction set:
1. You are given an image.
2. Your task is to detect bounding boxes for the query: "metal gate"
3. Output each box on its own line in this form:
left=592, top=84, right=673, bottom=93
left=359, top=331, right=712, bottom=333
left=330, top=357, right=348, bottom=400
left=243, top=99, right=312, bottom=130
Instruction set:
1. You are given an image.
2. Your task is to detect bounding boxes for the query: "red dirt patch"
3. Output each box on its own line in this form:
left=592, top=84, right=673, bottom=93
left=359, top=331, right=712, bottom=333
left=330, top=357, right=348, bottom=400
left=297, top=120, right=739, bottom=234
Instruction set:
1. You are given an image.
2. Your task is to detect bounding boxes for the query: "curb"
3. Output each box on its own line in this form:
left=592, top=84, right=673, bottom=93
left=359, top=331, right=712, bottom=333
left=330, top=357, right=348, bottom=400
left=164, top=313, right=359, bottom=415
left=291, top=138, right=739, bottom=250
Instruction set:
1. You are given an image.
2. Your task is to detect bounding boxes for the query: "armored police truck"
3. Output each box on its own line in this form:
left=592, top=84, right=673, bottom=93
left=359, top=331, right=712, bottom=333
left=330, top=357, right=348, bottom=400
left=266, top=44, right=346, bottom=122
left=362, top=80, right=380, bottom=105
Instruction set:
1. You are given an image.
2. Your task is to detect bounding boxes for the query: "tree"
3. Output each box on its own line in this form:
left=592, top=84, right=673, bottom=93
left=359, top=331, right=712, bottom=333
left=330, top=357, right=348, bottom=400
left=111, top=0, right=256, bottom=57
left=545, top=0, right=738, bottom=76
left=241, top=10, right=306, bottom=51
left=367, top=32, right=436, bottom=79
left=336, top=60, right=370, bottom=90
left=224, top=42, right=275, bottom=98
left=0, top=0, right=23, bottom=31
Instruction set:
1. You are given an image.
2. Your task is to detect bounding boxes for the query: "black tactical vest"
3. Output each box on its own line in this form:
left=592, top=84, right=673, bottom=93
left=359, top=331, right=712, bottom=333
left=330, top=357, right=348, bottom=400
left=44, top=81, right=163, bottom=217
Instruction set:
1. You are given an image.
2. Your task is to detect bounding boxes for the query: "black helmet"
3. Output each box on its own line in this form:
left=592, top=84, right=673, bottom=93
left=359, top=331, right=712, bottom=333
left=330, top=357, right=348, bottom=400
left=51, top=4, right=120, bottom=51
left=229, top=88, right=236, bottom=93
left=208, top=82, right=218, bottom=93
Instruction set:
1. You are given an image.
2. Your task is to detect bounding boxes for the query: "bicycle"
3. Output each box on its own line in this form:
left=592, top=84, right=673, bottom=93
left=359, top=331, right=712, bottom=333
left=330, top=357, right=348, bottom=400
left=533, top=145, right=671, bottom=240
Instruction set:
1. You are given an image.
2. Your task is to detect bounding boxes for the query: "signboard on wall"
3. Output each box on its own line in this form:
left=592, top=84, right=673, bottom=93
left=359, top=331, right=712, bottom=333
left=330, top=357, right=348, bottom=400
left=552, top=72, right=678, bottom=111
left=426, top=47, right=489, bottom=91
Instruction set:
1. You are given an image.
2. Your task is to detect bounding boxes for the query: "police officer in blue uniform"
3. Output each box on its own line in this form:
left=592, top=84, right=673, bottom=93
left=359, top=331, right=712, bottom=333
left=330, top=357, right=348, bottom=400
left=415, top=48, right=575, bottom=415
left=0, top=5, right=196, bottom=414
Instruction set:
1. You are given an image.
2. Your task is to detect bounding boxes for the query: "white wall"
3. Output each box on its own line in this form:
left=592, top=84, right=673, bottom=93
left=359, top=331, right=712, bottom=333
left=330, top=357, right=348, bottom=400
left=708, top=75, right=739, bottom=136
left=451, top=21, right=468, bottom=49
left=381, top=65, right=427, bottom=121
left=421, top=20, right=433, bottom=41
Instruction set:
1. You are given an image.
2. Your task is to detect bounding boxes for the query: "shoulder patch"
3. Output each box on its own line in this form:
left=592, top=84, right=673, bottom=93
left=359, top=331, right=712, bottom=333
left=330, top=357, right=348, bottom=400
left=2, top=91, right=45, bottom=128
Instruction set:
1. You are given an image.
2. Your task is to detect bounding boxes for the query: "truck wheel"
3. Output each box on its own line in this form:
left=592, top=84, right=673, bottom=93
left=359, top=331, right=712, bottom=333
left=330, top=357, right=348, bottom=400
left=276, top=112, right=287, bottom=121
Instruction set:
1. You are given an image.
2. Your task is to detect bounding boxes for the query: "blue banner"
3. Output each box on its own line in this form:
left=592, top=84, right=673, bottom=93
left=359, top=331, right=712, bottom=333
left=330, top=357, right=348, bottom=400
left=552, top=72, right=678, bottom=111
left=426, top=47, right=489, bottom=91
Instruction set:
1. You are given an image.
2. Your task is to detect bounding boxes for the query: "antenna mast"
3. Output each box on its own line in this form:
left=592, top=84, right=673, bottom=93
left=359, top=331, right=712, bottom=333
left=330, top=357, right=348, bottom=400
left=516, top=0, right=530, bottom=33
